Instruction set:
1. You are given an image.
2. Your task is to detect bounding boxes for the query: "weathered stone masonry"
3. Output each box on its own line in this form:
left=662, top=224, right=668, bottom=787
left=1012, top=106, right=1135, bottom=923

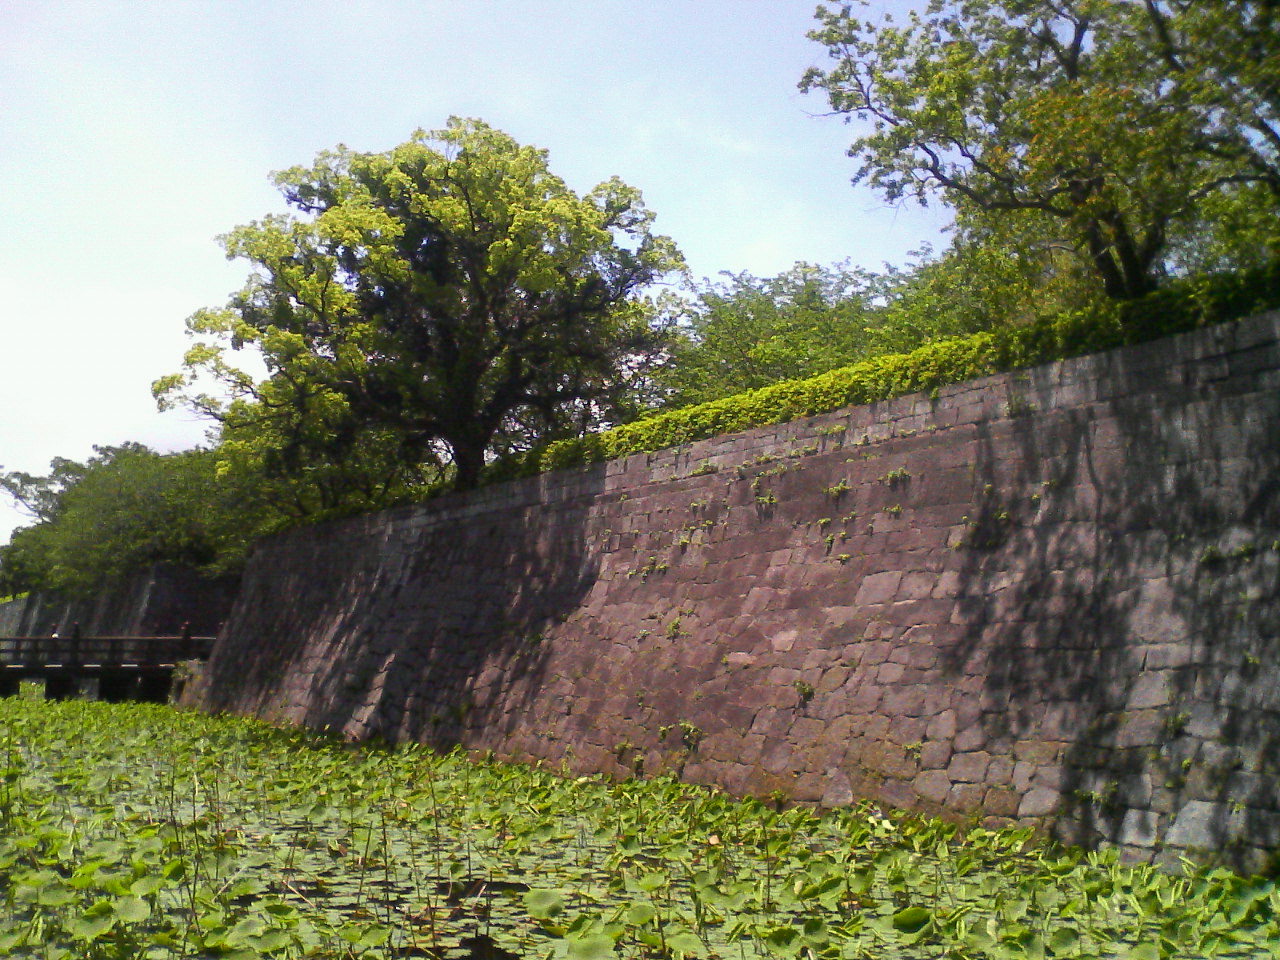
left=198, top=312, right=1280, bottom=869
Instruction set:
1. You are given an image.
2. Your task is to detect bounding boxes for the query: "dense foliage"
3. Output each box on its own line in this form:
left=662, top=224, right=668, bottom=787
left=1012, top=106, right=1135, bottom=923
left=1, top=697, right=1276, bottom=959
left=801, top=0, right=1280, bottom=300
left=0, top=445, right=269, bottom=597
left=494, top=259, right=1280, bottom=481
left=656, top=238, right=1104, bottom=410
left=654, top=264, right=884, bottom=408
left=155, top=118, right=683, bottom=495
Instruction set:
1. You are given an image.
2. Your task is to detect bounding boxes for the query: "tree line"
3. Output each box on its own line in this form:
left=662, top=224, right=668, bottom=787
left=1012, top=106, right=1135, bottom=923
left=4, top=1, right=1277, bottom=597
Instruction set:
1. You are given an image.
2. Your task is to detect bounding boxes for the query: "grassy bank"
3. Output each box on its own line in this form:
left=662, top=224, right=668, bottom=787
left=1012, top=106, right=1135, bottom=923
left=0, top=698, right=1275, bottom=959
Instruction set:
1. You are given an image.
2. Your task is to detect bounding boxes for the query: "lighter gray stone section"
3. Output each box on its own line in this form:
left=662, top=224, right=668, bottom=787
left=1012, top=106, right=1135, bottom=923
left=1166, top=801, right=1244, bottom=849
left=820, top=769, right=854, bottom=808
left=1018, top=788, right=1060, bottom=818
left=1118, top=809, right=1158, bottom=848
left=1127, top=671, right=1172, bottom=709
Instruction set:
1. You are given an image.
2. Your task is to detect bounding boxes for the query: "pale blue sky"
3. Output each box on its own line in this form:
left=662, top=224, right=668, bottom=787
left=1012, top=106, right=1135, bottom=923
left=0, top=0, right=942, bottom=543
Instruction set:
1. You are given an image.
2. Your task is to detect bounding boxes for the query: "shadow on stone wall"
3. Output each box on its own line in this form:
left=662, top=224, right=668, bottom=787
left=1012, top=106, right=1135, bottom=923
left=942, top=339, right=1280, bottom=868
left=203, top=469, right=607, bottom=750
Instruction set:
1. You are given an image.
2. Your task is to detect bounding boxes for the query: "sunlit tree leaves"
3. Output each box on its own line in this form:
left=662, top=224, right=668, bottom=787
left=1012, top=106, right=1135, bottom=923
left=801, top=0, right=1280, bottom=300
left=157, top=118, right=683, bottom=493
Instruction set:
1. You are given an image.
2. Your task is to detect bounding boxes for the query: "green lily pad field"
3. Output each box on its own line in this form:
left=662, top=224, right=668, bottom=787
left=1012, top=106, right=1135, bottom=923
left=0, top=696, right=1276, bottom=959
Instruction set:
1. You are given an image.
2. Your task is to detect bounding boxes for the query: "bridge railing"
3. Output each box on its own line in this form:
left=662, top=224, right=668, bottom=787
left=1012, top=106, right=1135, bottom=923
left=0, top=635, right=216, bottom=668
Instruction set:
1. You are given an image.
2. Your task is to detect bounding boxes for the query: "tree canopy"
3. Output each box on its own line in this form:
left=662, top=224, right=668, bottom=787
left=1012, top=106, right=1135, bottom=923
left=1138, top=1, right=1279, bottom=197
left=0, top=446, right=270, bottom=596
left=156, top=118, right=683, bottom=494
left=654, top=262, right=884, bottom=407
left=801, top=0, right=1280, bottom=300
left=649, top=236, right=1100, bottom=410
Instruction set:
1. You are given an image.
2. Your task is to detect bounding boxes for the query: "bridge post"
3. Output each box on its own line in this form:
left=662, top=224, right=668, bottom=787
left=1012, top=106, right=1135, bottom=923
left=99, top=672, right=140, bottom=703
left=44, top=674, right=78, bottom=701
left=0, top=674, right=19, bottom=698
left=138, top=673, right=173, bottom=704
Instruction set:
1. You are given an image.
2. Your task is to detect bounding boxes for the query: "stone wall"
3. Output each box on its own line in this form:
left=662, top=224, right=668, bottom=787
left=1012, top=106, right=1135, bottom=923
left=198, top=312, right=1280, bottom=870
left=0, top=565, right=239, bottom=637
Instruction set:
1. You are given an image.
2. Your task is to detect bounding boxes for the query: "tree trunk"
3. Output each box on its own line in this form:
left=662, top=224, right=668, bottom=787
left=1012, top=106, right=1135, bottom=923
left=449, top=441, right=486, bottom=492
left=1084, top=221, right=1158, bottom=300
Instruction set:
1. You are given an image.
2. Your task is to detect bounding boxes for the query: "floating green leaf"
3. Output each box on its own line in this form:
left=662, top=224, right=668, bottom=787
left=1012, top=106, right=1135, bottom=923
left=892, top=905, right=933, bottom=934
left=525, top=888, right=566, bottom=919
left=566, top=932, right=616, bottom=959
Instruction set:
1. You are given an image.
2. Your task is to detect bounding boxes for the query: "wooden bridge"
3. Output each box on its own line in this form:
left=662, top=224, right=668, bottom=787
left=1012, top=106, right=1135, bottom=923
left=0, top=634, right=216, bottom=702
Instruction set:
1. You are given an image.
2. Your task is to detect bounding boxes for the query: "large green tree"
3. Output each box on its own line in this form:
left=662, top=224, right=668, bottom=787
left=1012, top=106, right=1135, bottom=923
left=801, top=0, right=1280, bottom=301
left=0, top=446, right=270, bottom=596
left=157, top=118, right=683, bottom=492
left=209, top=392, right=438, bottom=521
